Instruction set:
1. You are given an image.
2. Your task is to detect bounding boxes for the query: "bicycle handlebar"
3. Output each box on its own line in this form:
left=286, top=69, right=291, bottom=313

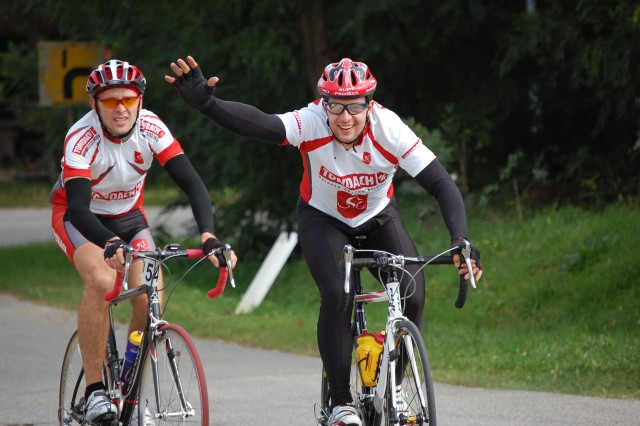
left=340, top=240, right=476, bottom=311
left=104, top=243, right=235, bottom=302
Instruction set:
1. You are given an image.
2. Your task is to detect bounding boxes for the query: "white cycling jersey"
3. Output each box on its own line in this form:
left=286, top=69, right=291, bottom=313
left=277, top=100, right=436, bottom=227
left=53, top=109, right=183, bottom=217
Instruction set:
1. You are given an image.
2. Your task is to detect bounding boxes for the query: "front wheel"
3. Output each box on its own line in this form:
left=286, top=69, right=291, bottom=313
left=137, top=324, right=209, bottom=425
left=385, top=319, right=436, bottom=426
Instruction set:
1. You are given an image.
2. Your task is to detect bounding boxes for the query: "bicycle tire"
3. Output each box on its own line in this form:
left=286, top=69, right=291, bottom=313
left=59, top=331, right=86, bottom=425
left=137, top=324, right=209, bottom=425
left=317, top=368, right=331, bottom=425
left=58, top=330, right=115, bottom=425
left=386, top=319, right=436, bottom=426
left=319, top=354, right=379, bottom=426
left=318, top=338, right=384, bottom=425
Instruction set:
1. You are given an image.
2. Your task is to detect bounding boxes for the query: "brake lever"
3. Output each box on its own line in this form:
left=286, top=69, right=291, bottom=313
left=122, top=245, right=134, bottom=290
left=460, top=241, right=477, bottom=289
left=343, top=245, right=354, bottom=294
left=222, top=244, right=236, bottom=288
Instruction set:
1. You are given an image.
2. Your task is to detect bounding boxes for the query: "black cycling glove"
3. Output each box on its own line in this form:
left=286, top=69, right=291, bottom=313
left=469, top=245, right=483, bottom=271
left=203, top=237, right=227, bottom=267
left=450, top=237, right=483, bottom=272
left=172, top=66, right=215, bottom=111
left=104, top=239, right=127, bottom=260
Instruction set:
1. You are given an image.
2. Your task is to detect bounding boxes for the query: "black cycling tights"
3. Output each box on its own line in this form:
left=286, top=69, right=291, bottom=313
left=297, top=199, right=425, bottom=408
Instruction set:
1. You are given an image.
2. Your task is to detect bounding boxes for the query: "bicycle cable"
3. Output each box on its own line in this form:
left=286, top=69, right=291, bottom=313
left=412, top=246, right=458, bottom=279
left=161, top=255, right=210, bottom=317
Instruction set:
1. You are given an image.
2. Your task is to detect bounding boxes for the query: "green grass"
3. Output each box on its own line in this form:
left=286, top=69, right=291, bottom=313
left=0, top=181, right=181, bottom=207
left=0, top=182, right=54, bottom=207
left=1, top=201, right=638, bottom=399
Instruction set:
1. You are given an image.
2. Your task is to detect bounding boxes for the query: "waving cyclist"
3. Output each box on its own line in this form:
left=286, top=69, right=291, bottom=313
left=50, top=59, right=237, bottom=424
left=166, top=55, right=481, bottom=426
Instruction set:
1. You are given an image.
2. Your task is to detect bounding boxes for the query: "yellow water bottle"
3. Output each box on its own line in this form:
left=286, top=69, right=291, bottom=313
left=356, top=330, right=385, bottom=386
left=120, top=330, right=143, bottom=392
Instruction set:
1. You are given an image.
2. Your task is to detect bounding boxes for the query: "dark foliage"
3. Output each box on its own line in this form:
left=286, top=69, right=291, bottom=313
left=1, top=0, right=638, bottom=258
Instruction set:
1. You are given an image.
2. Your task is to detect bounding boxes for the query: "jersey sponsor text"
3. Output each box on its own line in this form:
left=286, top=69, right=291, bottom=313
left=320, top=166, right=388, bottom=190
left=92, top=181, right=143, bottom=201
left=140, top=119, right=166, bottom=139
left=72, top=127, right=98, bottom=155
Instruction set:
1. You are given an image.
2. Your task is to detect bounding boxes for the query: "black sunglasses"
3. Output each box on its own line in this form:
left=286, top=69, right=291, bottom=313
left=325, top=101, right=369, bottom=115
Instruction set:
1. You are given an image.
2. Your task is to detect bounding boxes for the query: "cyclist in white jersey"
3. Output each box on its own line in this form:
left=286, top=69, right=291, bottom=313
left=50, top=59, right=237, bottom=424
left=166, top=55, right=482, bottom=426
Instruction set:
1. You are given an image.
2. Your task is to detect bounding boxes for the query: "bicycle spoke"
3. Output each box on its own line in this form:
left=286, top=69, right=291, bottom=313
left=137, top=324, right=209, bottom=425
left=390, top=320, right=436, bottom=426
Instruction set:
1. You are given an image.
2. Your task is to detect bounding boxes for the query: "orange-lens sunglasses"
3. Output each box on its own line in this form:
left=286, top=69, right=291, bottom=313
left=98, top=96, right=140, bottom=109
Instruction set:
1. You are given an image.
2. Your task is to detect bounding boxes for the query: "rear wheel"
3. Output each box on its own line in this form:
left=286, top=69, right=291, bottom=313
left=137, top=324, right=209, bottom=425
left=59, top=331, right=87, bottom=425
left=317, top=368, right=331, bottom=425
left=59, top=331, right=114, bottom=425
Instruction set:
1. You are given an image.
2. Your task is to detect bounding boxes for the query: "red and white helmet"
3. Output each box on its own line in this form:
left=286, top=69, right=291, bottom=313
left=86, top=60, right=146, bottom=98
left=317, top=58, right=377, bottom=99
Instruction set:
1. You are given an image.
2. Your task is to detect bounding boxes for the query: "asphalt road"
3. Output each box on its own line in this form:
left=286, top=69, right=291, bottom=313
left=1, top=208, right=639, bottom=425
left=0, top=206, right=194, bottom=247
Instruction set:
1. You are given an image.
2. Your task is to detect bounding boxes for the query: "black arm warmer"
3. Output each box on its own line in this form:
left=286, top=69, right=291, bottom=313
left=65, top=178, right=117, bottom=247
left=199, top=98, right=286, bottom=144
left=414, top=160, right=468, bottom=243
left=163, top=154, right=215, bottom=235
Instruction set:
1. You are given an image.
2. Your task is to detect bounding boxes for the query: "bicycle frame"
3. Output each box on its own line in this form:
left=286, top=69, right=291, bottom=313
left=344, top=241, right=472, bottom=425
left=350, top=253, right=417, bottom=417
left=60, top=242, right=233, bottom=425
left=102, top=251, right=168, bottom=423
left=106, top=243, right=234, bottom=423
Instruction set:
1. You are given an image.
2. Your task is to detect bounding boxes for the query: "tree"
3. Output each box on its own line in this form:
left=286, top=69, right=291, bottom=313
left=1, top=0, right=638, bottom=259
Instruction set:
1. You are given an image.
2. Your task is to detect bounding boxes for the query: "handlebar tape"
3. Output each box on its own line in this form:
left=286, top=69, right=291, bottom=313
left=186, top=249, right=204, bottom=258
left=187, top=249, right=230, bottom=298
left=104, top=272, right=124, bottom=302
left=455, top=275, right=468, bottom=309
left=208, top=267, right=229, bottom=298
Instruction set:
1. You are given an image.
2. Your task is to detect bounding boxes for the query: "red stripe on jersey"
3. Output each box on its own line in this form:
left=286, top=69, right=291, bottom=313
left=401, top=138, right=422, bottom=159
left=368, top=129, right=398, bottom=165
left=156, top=139, right=184, bottom=165
left=62, top=165, right=92, bottom=180
left=299, top=135, right=334, bottom=153
left=92, top=163, right=116, bottom=185
left=299, top=151, right=312, bottom=202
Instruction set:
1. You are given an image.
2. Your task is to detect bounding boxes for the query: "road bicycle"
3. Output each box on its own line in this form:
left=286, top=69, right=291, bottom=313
left=58, top=242, right=235, bottom=425
left=316, top=239, right=476, bottom=426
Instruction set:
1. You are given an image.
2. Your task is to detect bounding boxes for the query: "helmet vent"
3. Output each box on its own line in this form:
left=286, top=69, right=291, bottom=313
left=316, top=57, right=377, bottom=98
left=349, top=70, right=358, bottom=86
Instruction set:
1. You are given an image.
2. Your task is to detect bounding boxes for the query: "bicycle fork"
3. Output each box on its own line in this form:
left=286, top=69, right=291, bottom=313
left=373, top=279, right=403, bottom=417
left=165, top=336, right=195, bottom=417
left=147, top=328, right=195, bottom=420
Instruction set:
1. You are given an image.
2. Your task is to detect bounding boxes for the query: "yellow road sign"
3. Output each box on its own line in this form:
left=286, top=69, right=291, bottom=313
left=37, top=41, right=105, bottom=107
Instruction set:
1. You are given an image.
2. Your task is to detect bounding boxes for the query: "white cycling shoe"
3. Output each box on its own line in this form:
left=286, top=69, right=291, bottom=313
left=328, top=404, right=362, bottom=426
left=85, top=390, right=117, bottom=424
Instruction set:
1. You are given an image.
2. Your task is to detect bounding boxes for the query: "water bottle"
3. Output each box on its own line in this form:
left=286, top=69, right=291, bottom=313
left=120, top=330, right=143, bottom=392
left=356, top=330, right=385, bottom=386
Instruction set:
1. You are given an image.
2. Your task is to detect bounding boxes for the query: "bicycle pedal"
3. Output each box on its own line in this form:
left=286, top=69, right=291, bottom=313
left=92, top=412, right=117, bottom=426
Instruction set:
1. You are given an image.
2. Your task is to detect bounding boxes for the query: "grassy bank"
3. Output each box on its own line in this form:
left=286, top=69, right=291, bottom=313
left=1, top=202, right=638, bottom=399
left=0, top=181, right=180, bottom=207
